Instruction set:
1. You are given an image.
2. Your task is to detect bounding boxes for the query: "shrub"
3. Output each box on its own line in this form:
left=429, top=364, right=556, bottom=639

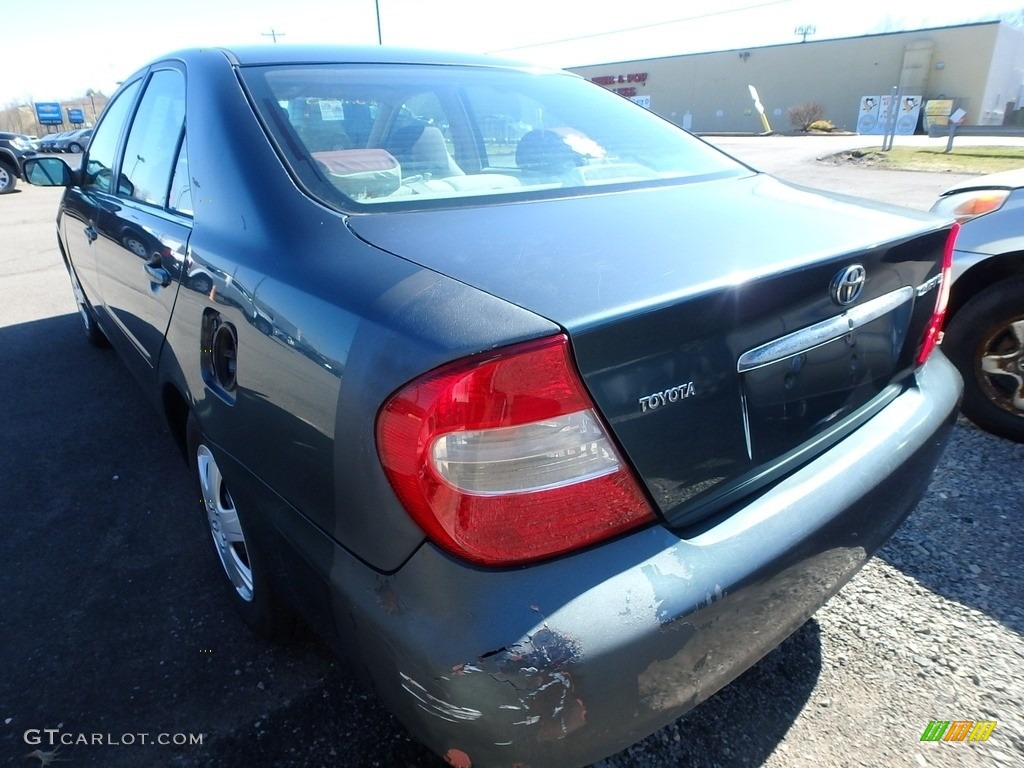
left=788, top=102, right=825, bottom=131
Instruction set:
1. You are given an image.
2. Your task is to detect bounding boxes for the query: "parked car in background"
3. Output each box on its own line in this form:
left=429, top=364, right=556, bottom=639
left=45, top=131, right=70, bottom=152
left=37, top=131, right=68, bottom=153
left=58, top=128, right=93, bottom=153
left=933, top=170, right=1024, bottom=443
left=0, top=131, right=37, bottom=193
left=23, top=45, right=961, bottom=768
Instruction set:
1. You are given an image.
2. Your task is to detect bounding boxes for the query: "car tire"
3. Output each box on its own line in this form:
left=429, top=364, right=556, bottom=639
left=0, top=161, right=17, bottom=194
left=186, top=413, right=294, bottom=639
left=943, top=277, right=1024, bottom=443
left=68, top=143, right=83, bottom=153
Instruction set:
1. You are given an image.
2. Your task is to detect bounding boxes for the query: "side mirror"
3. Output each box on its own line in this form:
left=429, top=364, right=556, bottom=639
left=24, top=157, right=74, bottom=187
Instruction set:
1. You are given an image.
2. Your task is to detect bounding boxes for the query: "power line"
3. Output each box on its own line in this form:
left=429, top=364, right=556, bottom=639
left=262, top=28, right=287, bottom=43
left=488, top=0, right=792, bottom=53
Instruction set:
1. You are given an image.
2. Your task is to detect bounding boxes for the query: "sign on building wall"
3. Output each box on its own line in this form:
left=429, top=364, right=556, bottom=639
left=923, top=99, right=954, bottom=129
left=590, top=72, right=649, bottom=99
left=857, top=96, right=881, bottom=133
left=857, top=95, right=921, bottom=135
left=630, top=95, right=651, bottom=109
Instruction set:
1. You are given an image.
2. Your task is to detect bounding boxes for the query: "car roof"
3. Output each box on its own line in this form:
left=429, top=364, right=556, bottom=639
left=170, top=44, right=550, bottom=72
left=941, top=167, right=1024, bottom=195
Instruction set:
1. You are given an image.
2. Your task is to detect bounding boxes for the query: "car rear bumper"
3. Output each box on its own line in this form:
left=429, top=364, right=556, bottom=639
left=311, top=352, right=960, bottom=768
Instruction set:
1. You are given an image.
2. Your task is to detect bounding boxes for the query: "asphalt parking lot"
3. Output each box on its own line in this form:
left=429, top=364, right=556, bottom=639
left=1, top=139, right=1022, bottom=768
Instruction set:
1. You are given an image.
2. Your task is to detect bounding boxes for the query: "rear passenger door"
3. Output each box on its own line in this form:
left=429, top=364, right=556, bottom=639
left=93, top=66, right=192, bottom=383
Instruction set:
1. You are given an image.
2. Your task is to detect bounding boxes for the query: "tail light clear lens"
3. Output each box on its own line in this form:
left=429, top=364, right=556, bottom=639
left=916, top=223, right=960, bottom=366
left=376, top=334, right=655, bottom=565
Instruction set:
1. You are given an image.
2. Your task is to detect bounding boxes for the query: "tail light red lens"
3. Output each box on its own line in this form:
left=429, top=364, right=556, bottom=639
left=376, top=334, right=655, bottom=566
left=916, top=223, right=959, bottom=367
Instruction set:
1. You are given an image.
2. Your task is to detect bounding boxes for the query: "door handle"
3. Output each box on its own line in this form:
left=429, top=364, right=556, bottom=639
left=144, top=259, right=172, bottom=288
left=84, top=225, right=98, bottom=243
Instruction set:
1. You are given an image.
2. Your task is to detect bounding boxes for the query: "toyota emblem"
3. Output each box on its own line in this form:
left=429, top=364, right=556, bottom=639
left=831, top=264, right=866, bottom=306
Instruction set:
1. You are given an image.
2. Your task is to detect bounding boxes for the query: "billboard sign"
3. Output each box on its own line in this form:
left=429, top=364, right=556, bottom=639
left=67, top=108, right=86, bottom=125
left=35, top=102, right=63, bottom=126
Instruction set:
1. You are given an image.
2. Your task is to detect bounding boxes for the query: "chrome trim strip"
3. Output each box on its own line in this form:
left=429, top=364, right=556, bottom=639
left=737, top=286, right=915, bottom=373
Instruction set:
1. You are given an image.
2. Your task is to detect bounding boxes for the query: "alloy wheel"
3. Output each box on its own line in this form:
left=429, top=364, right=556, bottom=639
left=976, top=317, right=1024, bottom=417
left=196, top=445, right=254, bottom=602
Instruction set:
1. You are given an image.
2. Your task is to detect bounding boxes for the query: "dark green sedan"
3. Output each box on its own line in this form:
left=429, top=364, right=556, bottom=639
left=24, top=45, right=961, bottom=768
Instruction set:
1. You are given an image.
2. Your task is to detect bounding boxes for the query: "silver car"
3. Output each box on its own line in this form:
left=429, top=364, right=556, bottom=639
left=53, top=128, right=92, bottom=153
left=933, top=169, right=1024, bottom=442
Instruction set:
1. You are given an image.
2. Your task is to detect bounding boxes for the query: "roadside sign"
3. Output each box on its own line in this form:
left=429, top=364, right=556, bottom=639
left=924, top=99, right=954, bottom=129
left=747, top=84, right=772, bottom=133
left=67, top=108, right=86, bottom=125
left=35, top=102, right=63, bottom=125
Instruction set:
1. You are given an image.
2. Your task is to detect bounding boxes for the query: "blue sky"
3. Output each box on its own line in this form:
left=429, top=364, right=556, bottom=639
left=2, top=0, right=1021, bottom=104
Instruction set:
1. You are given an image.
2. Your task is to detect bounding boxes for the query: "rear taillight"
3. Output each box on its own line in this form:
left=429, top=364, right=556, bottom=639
left=931, top=189, right=1009, bottom=224
left=376, top=334, right=655, bottom=566
left=916, top=223, right=960, bottom=366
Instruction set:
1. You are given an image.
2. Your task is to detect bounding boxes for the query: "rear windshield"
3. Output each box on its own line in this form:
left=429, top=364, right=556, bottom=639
left=241, top=63, right=746, bottom=209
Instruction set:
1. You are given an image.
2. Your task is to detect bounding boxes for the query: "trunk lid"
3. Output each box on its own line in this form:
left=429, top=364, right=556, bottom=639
left=348, top=174, right=952, bottom=526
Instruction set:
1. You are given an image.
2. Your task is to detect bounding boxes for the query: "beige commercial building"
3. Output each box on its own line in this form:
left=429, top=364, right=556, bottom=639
left=569, top=21, right=1024, bottom=133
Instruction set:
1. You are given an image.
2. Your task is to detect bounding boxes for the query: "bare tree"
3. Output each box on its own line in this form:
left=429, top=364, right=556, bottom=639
left=788, top=102, right=826, bottom=131
left=0, top=101, right=27, bottom=133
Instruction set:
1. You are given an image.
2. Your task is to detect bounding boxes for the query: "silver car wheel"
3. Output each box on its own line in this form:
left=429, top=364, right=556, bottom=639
left=0, top=164, right=15, bottom=194
left=196, top=444, right=254, bottom=602
left=977, top=317, right=1024, bottom=416
left=944, top=276, right=1024, bottom=442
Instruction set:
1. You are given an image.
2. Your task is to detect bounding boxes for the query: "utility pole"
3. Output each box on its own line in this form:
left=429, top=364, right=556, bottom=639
left=262, top=28, right=286, bottom=43
left=86, top=89, right=98, bottom=125
left=794, top=24, right=816, bottom=43
left=375, top=0, right=382, bottom=45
